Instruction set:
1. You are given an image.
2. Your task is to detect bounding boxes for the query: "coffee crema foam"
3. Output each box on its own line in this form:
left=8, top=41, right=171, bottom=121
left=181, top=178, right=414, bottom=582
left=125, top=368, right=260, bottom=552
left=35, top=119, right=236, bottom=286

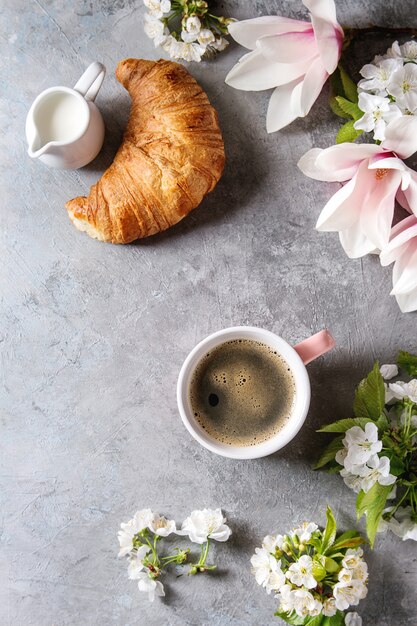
left=189, top=339, right=296, bottom=447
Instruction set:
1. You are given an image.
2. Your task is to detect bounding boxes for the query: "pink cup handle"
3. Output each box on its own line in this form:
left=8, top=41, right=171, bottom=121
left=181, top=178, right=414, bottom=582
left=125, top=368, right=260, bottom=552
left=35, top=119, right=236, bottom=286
left=293, top=329, right=335, bottom=365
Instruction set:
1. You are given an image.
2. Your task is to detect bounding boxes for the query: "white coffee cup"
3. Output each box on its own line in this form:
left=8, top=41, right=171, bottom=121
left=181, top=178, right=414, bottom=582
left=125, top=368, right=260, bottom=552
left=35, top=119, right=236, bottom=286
left=177, top=326, right=335, bottom=460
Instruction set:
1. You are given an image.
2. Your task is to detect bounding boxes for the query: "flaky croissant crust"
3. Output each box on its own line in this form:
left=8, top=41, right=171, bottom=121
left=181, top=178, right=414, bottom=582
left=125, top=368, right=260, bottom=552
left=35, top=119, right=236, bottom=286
left=65, top=58, right=225, bottom=243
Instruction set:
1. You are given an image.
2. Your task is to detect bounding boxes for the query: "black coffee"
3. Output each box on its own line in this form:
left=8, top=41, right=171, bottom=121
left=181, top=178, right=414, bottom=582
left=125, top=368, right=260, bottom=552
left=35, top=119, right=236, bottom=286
left=189, top=339, right=296, bottom=447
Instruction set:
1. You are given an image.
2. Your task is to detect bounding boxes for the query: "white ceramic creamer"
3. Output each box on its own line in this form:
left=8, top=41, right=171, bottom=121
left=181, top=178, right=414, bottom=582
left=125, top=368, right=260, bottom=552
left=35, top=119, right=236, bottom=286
left=26, top=62, right=106, bottom=170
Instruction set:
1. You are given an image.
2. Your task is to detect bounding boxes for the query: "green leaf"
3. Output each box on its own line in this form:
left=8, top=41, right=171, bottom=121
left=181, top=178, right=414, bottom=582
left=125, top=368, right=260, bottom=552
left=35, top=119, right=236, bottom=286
left=376, top=413, right=390, bottom=432
left=305, top=616, right=324, bottom=626
left=330, top=68, right=345, bottom=99
left=336, top=120, right=363, bottom=144
left=397, top=350, right=417, bottom=376
left=357, top=482, right=392, bottom=547
left=324, top=556, right=340, bottom=573
left=321, top=506, right=337, bottom=555
left=331, top=530, right=366, bottom=551
left=314, top=435, right=344, bottom=469
left=339, top=65, right=359, bottom=102
left=275, top=610, right=307, bottom=625
left=383, top=451, right=406, bottom=476
left=318, top=418, right=372, bottom=433
left=353, top=362, right=385, bottom=421
left=329, top=95, right=351, bottom=119
left=312, top=558, right=327, bottom=581
left=335, top=96, right=363, bottom=120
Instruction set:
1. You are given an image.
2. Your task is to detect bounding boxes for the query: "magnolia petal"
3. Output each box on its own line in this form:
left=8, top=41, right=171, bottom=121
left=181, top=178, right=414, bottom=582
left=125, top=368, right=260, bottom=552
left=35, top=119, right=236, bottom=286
left=225, top=49, right=309, bottom=91
left=310, top=14, right=342, bottom=73
left=300, top=56, right=328, bottom=115
left=303, top=0, right=339, bottom=25
left=380, top=216, right=417, bottom=266
left=228, top=16, right=312, bottom=50
left=360, top=169, right=401, bottom=251
left=401, top=171, right=417, bottom=214
left=266, top=78, right=304, bottom=132
left=316, top=173, right=360, bottom=231
left=391, top=245, right=417, bottom=295
left=257, top=30, right=316, bottom=64
left=368, top=156, right=407, bottom=171
left=339, top=221, right=377, bottom=259
left=395, top=290, right=417, bottom=313
left=383, top=116, right=417, bottom=159
left=311, top=143, right=380, bottom=181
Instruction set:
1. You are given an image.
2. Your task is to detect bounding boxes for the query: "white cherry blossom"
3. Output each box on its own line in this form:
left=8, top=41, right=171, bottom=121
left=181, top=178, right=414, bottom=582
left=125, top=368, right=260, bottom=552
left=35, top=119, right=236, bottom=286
left=388, top=379, right=417, bottom=403
left=277, top=584, right=295, bottom=612
left=399, top=40, right=417, bottom=62
left=356, top=455, right=396, bottom=493
left=338, top=567, right=353, bottom=584
left=251, top=548, right=285, bottom=592
left=342, top=548, right=364, bottom=570
left=322, top=596, right=337, bottom=617
left=333, top=580, right=367, bottom=610
left=354, top=93, right=401, bottom=141
left=144, top=14, right=169, bottom=46
left=387, top=63, right=417, bottom=111
left=286, top=554, right=317, bottom=589
left=149, top=514, right=176, bottom=537
left=136, top=572, right=165, bottom=602
left=335, top=447, right=348, bottom=466
left=345, top=613, right=363, bottom=626
left=380, top=364, right=398, bottom=380
left=340, top=468, right=364, bottom=494
left=291, top=522, right=318, bottom=543
left=198, top=29, right=215, bottom=46
left=144, top=0, right=171, bottom=18
left=343, top=423, right=382, bottom=470
left=292, top=589, right=322, bottom=617
left=262, top=534, right=284, bottom=553
left=358, top=58, right=402, bottom=93
left=127, top=546, right=151, bottom=579
left=352, top=561, right=368, bottom=583
left=117, top=509, right=154, bottom=557
left=177, top=508, right=231, bottom=544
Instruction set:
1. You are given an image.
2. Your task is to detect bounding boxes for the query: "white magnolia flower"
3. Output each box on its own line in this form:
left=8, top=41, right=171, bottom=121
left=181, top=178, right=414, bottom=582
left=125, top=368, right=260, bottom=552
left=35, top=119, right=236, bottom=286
left=333, top=580, right=367, bottom=611
left=198, top=29, right=215, bottom=46
left=343, top=423, right=382, bottom=470
left=178, top=508, right=231, bottom=544
left=292, top=522, right=318, bottom=543
left=292, top=589, right=322, bottom=618
left=340, top=468, right=364, bottom=494
left=286, top=554, right=317, bottom=589
left=127, top=546, right=151, bottom=579
left=251, top=548, right=285, bottom=592
left=338, top=567, right=353, bottom=584
left=117, top=509, right=154, bottom=557
left=388, top=379, right=417, bottom=403
left=149, top=514, right=176, bottom=537
left=358, top=58, right=403, bottom=93
left=342, top=548, right=364, bottom=570
left=387, top=63, right=417, bottom=111
left=136, top=572, right=165, bottom=602
left=322, top=596, right=337, bottom=617
left=144, top=0, right=171, bottom=18
left=380, top=364, right=399, bottom=380
left=354, top=93, right=402, bottom=141
left=277, top=584, right=296, bottom=612
left=262, top=534, right=284, bottom=553
left=356, top=454, right=396, bottom=493
left=345, top=612, right=363, bottom=626
left=144, top=14, right=169, bottom=46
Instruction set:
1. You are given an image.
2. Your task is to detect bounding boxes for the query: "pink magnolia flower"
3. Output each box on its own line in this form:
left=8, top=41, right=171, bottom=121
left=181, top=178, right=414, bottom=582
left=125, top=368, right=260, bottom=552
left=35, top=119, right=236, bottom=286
left=298, top=117, right=417, bottom=258
left=380, top=215, right=417, bottom=312
left=225, top=0, right=343, bottom=133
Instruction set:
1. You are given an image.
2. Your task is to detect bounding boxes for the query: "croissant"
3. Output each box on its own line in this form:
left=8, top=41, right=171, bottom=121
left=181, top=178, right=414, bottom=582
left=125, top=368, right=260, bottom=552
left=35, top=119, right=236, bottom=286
left=65, top=58, right=225, bottom=243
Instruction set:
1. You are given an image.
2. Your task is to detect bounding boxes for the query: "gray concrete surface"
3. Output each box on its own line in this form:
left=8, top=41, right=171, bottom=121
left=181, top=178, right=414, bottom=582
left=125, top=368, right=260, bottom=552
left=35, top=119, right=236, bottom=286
left=1, top=1, right=417, bottom=624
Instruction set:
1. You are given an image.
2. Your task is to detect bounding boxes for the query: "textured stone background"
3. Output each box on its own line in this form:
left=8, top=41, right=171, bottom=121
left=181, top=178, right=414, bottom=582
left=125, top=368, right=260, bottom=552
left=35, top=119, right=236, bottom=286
left=1, top=1, right=417, bottom=624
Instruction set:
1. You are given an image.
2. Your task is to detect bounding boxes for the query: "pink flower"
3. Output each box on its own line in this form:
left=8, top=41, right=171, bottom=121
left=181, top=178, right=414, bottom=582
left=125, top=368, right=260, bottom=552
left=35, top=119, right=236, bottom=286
left=298, top=117, right=417, bottom=258
left=380, top=215, right=417, bottom=312
left=225, top=0, right=343, bottom=133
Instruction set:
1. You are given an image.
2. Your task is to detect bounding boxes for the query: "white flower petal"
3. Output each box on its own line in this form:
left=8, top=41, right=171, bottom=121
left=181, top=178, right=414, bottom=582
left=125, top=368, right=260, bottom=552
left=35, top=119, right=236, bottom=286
left=256, top=30, right=317, bottom=64
left=228, top=16, right=313, bottom=50
left=383, top=116, right=417, bottom=159
left=266, top=78, right=304, bottom=133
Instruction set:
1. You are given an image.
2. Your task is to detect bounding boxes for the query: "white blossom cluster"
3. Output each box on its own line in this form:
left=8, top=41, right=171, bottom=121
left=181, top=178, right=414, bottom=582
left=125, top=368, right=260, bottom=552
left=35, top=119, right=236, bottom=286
left=251, top=523, right=367, bottom=623
left=118, top=508, right=231, bottom=601
left=143, top=0, right=229, bottom=63
left=354, top=40, right=417, bottom=141
left=335, top=422, right=396, bottom=495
